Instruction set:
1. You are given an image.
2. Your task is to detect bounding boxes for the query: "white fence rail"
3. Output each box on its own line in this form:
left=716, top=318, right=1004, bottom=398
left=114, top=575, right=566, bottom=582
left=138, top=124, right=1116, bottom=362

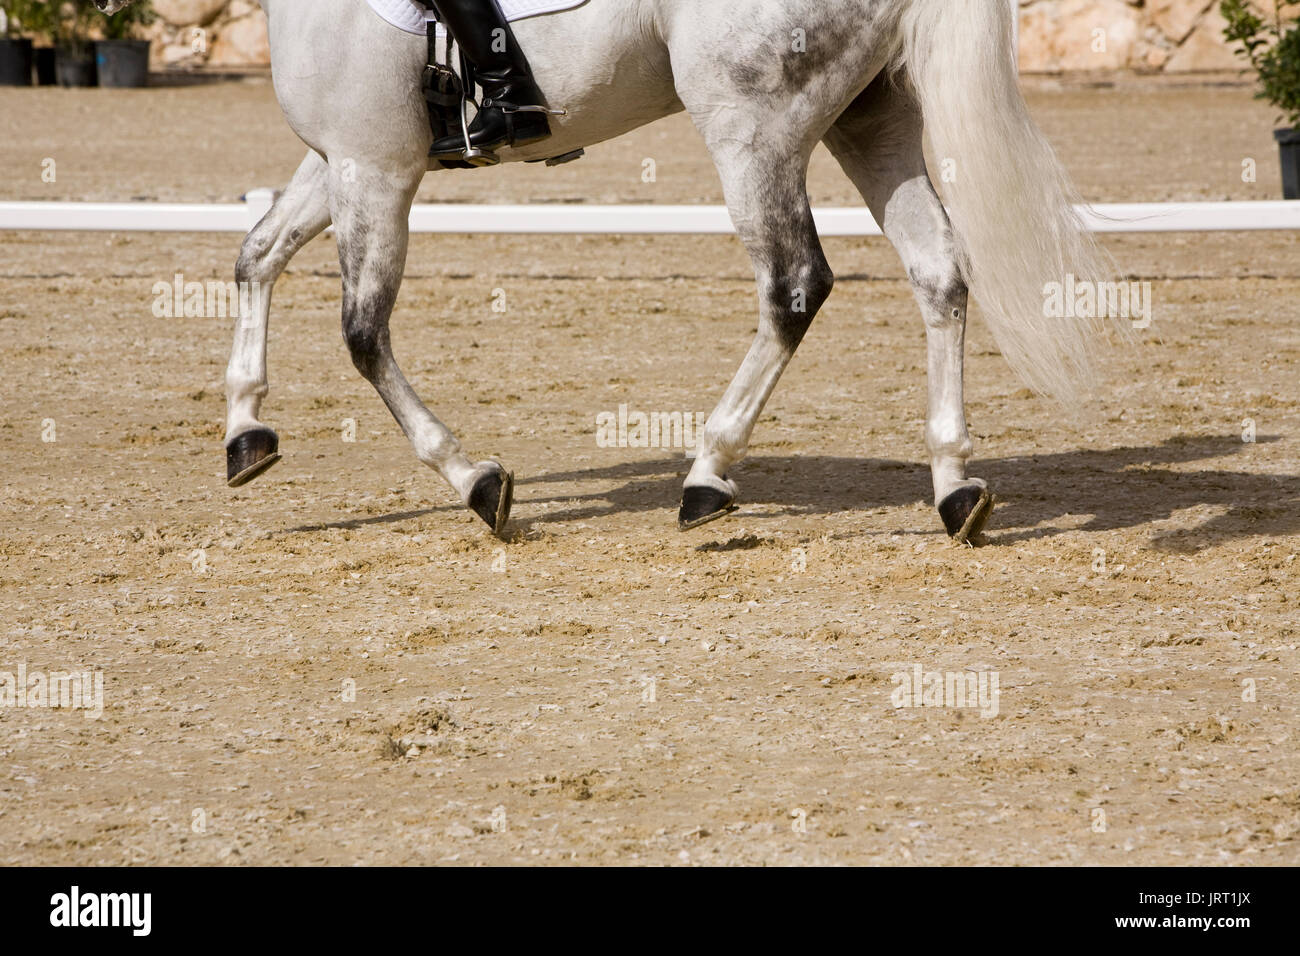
left=1, top=192, right=1298, bottom=235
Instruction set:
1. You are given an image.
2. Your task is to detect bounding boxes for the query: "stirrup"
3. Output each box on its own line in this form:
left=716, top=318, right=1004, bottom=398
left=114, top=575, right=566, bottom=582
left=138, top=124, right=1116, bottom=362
left=438, top=103, right=563, bottom=167
left=459, top=147, right=500, bottom=167
left=454, top=94, right=500, bottom=167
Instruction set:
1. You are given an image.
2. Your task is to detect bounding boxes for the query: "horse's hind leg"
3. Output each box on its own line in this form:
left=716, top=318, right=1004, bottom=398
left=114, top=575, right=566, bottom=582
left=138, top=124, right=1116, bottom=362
left=823, top=79, right=993, bottom=543
left=225, top=149, right=331, bottom=486
left=677, top=135, right=835, bottom=530
left=328, top=161, right=512, bottom=535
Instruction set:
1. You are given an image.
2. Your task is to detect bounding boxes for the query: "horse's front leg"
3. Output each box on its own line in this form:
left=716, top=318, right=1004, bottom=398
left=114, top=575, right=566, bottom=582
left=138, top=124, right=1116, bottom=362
left=328, top=160, right=513, bottom=534
left=225, top=149, right=331, bottom=486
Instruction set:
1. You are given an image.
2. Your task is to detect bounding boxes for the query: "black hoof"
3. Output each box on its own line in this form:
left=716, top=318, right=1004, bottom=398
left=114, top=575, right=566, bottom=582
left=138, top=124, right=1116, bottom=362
left=678, top=485, right=738, bottom=531
left=226, top=427, right=281, bottom=488
left=939, top=484, right=994, bottom=545
left=468, top=468, right=514, bottom=536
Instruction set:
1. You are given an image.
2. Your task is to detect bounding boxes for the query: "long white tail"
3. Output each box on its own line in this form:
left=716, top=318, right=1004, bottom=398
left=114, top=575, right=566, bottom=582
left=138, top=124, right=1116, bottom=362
left=898, top=0, right=1116, bottom=403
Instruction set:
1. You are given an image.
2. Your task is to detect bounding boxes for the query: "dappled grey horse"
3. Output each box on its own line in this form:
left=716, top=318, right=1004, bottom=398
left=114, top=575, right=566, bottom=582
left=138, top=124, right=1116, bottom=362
left=98, top=0, right=1113, bottom=542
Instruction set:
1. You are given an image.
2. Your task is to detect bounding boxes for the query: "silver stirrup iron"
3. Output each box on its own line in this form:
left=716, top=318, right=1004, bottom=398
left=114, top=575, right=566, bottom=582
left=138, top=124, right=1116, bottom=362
left=457, top=93, right=499, bottom=167
left=455, top=100, right=569, bottom=167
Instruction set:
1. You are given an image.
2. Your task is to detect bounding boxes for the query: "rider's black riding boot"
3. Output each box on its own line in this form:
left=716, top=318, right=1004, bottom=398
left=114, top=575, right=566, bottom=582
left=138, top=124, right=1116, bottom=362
left=427, top=0, right=554, bottom=161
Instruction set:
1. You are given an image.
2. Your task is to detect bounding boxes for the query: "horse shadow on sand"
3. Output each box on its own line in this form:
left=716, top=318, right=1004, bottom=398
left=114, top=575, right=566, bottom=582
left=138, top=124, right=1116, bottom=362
left=515, top=435, right=1296, bottom=552
left=283, top=436, right=1296, bottom=552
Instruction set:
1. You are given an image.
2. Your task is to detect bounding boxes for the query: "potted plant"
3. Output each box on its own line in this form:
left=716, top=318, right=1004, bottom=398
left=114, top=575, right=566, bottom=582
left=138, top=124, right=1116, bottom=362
left=0, top=1, right=36, bottom=85
left=14, top=0, right=58, bottom=84
left=94, top=0, right=152, bottom=88
left=54, top=0, right=97, bottom=87
left=1222, top=0, right=1300, bottom=199
left=30, top=0, right=57, bottom=83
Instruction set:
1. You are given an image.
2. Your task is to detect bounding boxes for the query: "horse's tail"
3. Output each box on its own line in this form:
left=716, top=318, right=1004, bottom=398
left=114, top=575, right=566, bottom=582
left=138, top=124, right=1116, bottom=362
left=897, top=0, right=1117, bottom=403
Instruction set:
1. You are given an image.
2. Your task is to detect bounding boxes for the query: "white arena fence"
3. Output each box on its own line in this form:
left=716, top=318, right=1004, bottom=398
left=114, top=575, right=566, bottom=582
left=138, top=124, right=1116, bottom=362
left=1, top=190, right=1298, bottom=235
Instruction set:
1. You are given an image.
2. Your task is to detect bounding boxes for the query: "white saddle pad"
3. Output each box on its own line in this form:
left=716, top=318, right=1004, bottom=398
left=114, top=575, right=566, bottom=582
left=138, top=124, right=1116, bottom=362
left=367, top=0, right=587, bottom=36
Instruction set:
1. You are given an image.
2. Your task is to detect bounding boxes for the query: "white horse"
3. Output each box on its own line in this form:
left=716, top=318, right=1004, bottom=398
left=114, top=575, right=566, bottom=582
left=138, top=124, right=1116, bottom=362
left=97, top=0, right=1112, bottom=542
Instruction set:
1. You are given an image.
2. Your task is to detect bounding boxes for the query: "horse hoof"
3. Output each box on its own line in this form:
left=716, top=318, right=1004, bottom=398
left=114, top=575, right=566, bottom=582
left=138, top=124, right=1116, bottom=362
left=939, top=483, right=994, bottom=545
left=468, top=468, right=514, bottom=536
left=226, top=427, right=281, bottom=488
left=678, top=485, right=738, bottom=531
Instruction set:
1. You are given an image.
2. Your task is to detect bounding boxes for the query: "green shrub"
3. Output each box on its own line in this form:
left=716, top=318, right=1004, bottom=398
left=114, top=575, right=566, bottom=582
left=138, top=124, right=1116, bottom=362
left=1, top=1, right=155, bottom=47
left=54, top=0, right=100, bottom=53
left=1222, top=0, right=1300, bottom=128
left=98, top=0, right=154, bottom=41
left=0, top=1, right=59, bottom=41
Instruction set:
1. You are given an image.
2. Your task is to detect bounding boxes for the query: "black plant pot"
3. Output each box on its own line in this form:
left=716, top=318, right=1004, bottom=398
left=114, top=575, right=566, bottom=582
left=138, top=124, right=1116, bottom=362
left=96, top=39, right=150, bottom=89
left=0, top=37, right=33, bottom=86
left=34, top=46, right=56, bottom=86
left=1276, top=128, right=1300, bottom=201
left=55, top=47, right=96, bottom=87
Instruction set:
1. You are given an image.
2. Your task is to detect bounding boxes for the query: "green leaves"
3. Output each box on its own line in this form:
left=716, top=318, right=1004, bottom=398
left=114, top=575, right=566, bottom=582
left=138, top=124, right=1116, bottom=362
left=0, top=1, right=156, bottom=44
left=0, top=1, right=59, bottom=40
left=1221, top=0, right=1300, bottom=129
left=100, top=0, right=156, bottom=42
left=1221, top=0, right=1266, bottom=58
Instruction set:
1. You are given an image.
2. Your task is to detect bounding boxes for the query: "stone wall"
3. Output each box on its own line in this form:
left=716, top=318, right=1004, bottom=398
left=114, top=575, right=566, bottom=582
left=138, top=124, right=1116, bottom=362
left=1018, top=0, right=1297, bottom=73
left=146, top=0, right=268, bottom=69
left=146, top=0, right=1291, bottom=72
